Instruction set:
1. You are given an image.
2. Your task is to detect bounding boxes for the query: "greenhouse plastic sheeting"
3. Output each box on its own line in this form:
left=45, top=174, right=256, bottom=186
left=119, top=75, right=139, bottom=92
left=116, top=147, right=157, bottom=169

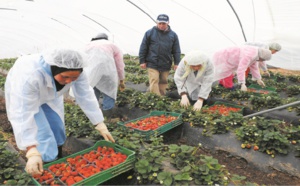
left=0, top=0, right=300, bottom=70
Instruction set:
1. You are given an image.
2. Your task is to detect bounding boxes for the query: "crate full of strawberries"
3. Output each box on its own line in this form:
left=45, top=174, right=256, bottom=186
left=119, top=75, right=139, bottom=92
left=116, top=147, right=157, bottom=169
left=202, top=101, right=244, bottom=116
left=117, top=110, right=183, bottom=140
left=31, top=140, right=135, bottom=186
left=247, top=84, right=277, bottom=95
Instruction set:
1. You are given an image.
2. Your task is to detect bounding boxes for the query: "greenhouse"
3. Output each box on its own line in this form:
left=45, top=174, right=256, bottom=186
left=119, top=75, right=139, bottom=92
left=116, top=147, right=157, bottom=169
left=0, top=0, right=300, bottom=185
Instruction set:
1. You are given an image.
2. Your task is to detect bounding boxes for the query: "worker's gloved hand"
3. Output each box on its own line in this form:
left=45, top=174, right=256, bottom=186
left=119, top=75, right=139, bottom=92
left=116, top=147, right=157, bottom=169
left=180, top=94, right=190, bottom=108
left=193, top=99, right=203, bottom=111
left=240, top=83, right=247, bottom=91
left=263, top=71, right=270, bottom=77
left=119, top=80, right=125, bottom=92
left=95, top=122, right=115, bottom=143
left=25, top=147, right=43, bottom=176
left=257, top=79, right=265, bottom=87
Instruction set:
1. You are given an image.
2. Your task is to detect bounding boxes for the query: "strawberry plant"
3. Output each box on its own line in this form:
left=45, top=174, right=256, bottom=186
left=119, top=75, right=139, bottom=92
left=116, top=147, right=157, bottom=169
left=116, top=88, right=142, bottom=107
left=125, top=65, right=145, bottom=74
left=286, top=85, right=300, bottom=96
left=167, top=79, right=177, bottom=91
left=0, top=76, right=6, bottom=89
left=123, top=57, right=139, bottom=65
left=210, top=85, right=231, bottom=97
left=125, top=73, right=149, bottom=84
left=273, top=73, right=286, bottom=82
left=274, top=82, right=288, bottom=92
left=0, top=133, right=32, bottom=185
left=0, top=58, right=17, bottom=70
left=249, top=94, right=281, bottom=110
left=130, top=92, right=172, bottom=111
left=225, top=90, right=250, bottom=102
left=287, top=75, right=300, bottom=83
left=167, top=144, right=230, bottom=185
left=235, top=117, right=290, bottom=156
left=64, top=103, right=94, bottom=137
left=134, top=141, right=232, bottom=186
left=202, top=112, right=244, bottom=136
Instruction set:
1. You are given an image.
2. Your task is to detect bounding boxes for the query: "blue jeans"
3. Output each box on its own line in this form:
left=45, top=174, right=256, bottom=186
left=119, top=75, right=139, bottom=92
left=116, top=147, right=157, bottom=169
left=34, top=104, right=65, bottom=162
left=93, top=87, right=115, bottom=110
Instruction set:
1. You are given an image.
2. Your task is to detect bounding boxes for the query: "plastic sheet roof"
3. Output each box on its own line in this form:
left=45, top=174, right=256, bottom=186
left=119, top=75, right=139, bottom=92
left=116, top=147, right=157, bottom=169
left=1, top=0, right=299, bottom=70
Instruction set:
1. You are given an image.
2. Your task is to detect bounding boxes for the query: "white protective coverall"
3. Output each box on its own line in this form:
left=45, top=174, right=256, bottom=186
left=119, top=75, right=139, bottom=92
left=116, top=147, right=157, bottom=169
left=5, top=52, right=104, bottom=162
left=174, top=51, right=215, bottom=100
left=84, top=39, right=125, bottom=100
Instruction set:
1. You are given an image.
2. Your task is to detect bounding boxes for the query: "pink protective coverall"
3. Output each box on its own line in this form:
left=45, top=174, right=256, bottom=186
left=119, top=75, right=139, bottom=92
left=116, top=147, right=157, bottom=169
left=213, top=46, right=262, bottom=88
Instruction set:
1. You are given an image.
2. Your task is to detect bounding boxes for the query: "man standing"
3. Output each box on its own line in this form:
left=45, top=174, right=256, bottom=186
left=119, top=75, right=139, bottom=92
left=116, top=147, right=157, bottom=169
left=139, top=14, right=181, bottom=96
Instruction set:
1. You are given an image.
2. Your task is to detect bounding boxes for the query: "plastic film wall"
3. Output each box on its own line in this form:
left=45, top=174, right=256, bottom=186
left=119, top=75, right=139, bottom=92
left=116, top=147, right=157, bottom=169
left=0, top=0, right=299, bottom=70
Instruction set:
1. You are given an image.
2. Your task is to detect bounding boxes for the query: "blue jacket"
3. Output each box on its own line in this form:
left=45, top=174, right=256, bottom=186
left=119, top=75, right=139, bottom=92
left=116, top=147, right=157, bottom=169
left=139, top=26, right=181, bottom=71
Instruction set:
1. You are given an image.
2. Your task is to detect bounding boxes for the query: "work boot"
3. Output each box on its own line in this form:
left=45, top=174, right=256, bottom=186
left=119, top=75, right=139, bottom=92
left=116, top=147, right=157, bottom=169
left=57, top=146, right=63, bottom=159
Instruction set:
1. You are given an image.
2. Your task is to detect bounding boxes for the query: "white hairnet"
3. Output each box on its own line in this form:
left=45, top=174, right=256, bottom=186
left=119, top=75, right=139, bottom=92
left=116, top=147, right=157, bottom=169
left=43, top=48, right=87, bottom=68
left=258, top=48, right=272, bottom=61
left=181, top=50, right=208, bottom=79
left=184, top=50, right=209, bottom=65
left=268, top=42, right=282, bottom=51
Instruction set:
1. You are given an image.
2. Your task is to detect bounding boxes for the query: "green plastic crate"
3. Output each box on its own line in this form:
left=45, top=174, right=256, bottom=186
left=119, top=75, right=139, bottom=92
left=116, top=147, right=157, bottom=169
left=31, top=140, right=135, bottom=186
left=207, top=101, right=244, bottom=115
left=117, top=110, right=183, bottom=140
left=248, top=84, right=276, bottom=95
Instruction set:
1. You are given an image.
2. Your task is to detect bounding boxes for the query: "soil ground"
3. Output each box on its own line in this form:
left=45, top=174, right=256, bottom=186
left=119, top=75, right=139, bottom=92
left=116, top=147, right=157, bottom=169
left=269, top=68, right=300, bottom=76
left=1, top=68, right=300, bottom=185
left=1, top=98, right=300, bottom=185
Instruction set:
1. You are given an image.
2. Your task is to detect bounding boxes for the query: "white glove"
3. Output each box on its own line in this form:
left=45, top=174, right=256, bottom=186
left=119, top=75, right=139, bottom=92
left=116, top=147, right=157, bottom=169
left=263, top=71, right=270, bottom=77
left=69, top=88, right=75, bottom=98
left=257, top=79, right=265, bottom=87
left=241, top=84, right=247, bottom=91
left=193, top=99, right=204, bottom=111
left=119, top=80, right=125, bottom=92
left=95, top=122, right=115, bottom=143
left=180, top=94, right=190, bottom=108
left=25, top=147, right=43, bottom=175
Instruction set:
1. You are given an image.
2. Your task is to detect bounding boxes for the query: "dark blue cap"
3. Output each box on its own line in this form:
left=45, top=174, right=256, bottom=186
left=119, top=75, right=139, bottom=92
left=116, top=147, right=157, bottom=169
left=156, top=14, right=169, bottom=23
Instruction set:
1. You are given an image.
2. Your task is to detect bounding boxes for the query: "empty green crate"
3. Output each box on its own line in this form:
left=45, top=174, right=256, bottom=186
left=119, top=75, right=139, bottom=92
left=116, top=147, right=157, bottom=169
left=31, top=140, right=135, bottom=186
left=248, top=84, right=276, bottom=95
left=117, top=110, right=183, bottom=140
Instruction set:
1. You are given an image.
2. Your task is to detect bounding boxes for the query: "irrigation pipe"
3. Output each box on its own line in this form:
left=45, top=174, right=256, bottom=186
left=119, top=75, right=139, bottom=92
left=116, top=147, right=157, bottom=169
left=243, top=101, right=300, bottom=118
